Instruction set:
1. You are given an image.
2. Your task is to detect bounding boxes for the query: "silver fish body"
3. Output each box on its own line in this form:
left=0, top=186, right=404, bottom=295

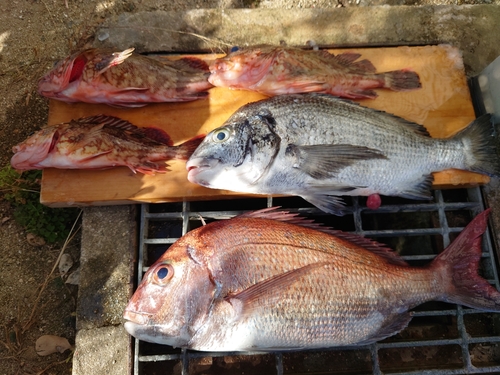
left=187, top=94, right=499, bottom=214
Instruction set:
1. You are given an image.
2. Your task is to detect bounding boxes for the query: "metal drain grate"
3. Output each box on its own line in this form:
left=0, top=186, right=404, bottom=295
left=132, top=187, right=500, bottom=375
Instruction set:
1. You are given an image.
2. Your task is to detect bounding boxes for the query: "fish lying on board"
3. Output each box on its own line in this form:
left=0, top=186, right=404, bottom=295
left=123, top=207, right=500, bottom=351
left=11, top=115, right=204, bottom=175
left=208, top=45, right=421, bottom=99
left=38, top=48, right=213, bottom=107
left=186, top=94, right=500, bottom=215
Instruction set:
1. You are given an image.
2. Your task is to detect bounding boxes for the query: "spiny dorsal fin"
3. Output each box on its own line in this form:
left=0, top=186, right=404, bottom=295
left=73, top=115, right=173, bottom=145
left=318, top=51, right=377, bottom=73
left=238, top=207, right=408, bottom=266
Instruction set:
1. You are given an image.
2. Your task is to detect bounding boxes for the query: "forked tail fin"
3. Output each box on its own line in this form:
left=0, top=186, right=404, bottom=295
left=432, top=209, right=500, bottom=312
left=453, top=114, right=500, bottom=177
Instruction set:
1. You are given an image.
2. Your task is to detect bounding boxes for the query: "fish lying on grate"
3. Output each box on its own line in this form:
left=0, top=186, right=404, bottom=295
left=124, top=207, right=500, bottom=351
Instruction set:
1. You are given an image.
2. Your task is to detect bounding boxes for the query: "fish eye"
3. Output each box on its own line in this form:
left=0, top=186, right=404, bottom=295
left=152, top=263, right=174, bottom=285
left=212, top=128, right=231, bottom=143
left=230, top=46, right=239, bottom=53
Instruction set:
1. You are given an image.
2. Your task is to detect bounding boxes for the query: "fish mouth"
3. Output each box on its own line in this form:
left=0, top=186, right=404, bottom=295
left=186, top=157, right=218, bottom=186
left=124, top=321, right=187, bottom=347
left=123, top=309, right=152, bottom=325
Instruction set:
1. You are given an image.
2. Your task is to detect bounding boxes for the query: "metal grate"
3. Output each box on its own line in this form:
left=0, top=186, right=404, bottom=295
left=132, top=188, right=500, bottom=374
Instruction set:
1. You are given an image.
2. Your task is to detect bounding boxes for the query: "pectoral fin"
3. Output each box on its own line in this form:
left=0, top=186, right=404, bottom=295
left=95, top=48, right=134, bottom=76
left=226, top=263, right=328, bottom=319
left=286, top=144, right=387, bottom=179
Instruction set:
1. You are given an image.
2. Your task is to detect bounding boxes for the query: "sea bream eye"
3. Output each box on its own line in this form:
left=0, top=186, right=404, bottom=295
left=152, top=263, right=174, bottom=285
left=212, top=128, right=231, bottom=143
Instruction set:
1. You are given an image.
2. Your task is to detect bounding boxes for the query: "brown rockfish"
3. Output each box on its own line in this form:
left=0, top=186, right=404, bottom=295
left=186, top=94, right=500, bottom=215
left=38, top=48, right=213, bottom=107
left=123, top=207, right=500, bottom=351
left=11, top=115, right=203, bottom=175
left=209, top=45, right=421, bottom=99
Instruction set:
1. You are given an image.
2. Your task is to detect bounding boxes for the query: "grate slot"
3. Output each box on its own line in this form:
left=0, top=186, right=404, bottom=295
left=132, top=188, right=500, bottom=374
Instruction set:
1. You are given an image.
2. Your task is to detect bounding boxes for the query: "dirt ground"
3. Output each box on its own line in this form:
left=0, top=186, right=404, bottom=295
left=0, top=1, right=498, bottom=374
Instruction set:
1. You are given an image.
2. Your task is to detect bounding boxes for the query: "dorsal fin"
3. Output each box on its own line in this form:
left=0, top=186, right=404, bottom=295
left=238, top=207, right=408, bottom=266
left=72, top=115, right=173, bottom=145
left=318, top=51, right=377, bottom=73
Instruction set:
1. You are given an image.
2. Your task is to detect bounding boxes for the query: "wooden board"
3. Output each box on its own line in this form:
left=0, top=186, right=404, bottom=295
left=40, top=45, right=489, bottom=207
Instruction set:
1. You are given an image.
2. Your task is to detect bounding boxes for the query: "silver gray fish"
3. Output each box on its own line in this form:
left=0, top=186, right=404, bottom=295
left=186, top=94, right=499, bottom=214
left=123, top=208, right=500, bottom=351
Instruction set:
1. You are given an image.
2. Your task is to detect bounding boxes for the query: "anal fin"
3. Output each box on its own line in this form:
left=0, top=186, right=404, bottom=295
left=356, top=312, right=413, bottom=346
left=396, top=174, right=434, bottom=201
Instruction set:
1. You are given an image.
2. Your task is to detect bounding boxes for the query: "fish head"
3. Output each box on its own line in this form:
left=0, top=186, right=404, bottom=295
left=209, top=46, right=274, bottom=88
left=186, top=108, right=281, bottom=192
left=11, top=127, right=60, bottom=170
left=37, top=50, right=89, bottom=99
left=124, top=234, right=217, bottom=347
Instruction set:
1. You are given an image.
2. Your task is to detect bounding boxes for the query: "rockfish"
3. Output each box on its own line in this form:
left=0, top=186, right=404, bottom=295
left=186, top=94, right=500, bottom=215
left=38, top=48, right=213, bottom=107
left=123, top=207, right=500, bottom=351
left=208, top=45, right=421, bottom=99
left=11, top=115, right=203, bottom=175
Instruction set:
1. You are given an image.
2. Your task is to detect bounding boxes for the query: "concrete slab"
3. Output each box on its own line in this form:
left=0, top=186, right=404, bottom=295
left=73, top=325, right=131, bottom=375
left=77, top=205, right=137, bottom=330
left=94, top=6, right=500, bottom=74
left=73, top=205, right=136, bottom=375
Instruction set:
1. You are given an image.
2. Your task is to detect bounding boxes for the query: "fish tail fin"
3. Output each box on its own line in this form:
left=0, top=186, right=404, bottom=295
left=453, top=114, right=500, bottom=177
left=381, top=69, right=422, bottom=91
left=432, top=209, right=500, bottom=312
left=174, top=134, right=206, bottom=160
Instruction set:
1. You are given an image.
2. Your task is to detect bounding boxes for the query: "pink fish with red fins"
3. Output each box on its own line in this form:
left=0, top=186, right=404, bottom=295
left=38, top=48, right=213, bottom=107
left=11, top=115, right=204, bottom=175
left=124, top=207, right=500, bottom=351
left=209, top=45, right=421, bottom=99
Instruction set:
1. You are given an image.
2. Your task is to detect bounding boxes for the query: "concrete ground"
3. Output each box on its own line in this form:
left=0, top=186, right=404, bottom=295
left=73, top=5, right=500, bottom=375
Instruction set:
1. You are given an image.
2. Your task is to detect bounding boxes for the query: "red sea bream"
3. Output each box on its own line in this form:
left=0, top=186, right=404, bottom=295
left=123, top=208, right=500, bottom=351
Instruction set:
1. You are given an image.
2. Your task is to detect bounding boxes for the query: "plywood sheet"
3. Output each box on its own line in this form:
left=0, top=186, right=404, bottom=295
left=40, top=45, right=488, bottom=207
